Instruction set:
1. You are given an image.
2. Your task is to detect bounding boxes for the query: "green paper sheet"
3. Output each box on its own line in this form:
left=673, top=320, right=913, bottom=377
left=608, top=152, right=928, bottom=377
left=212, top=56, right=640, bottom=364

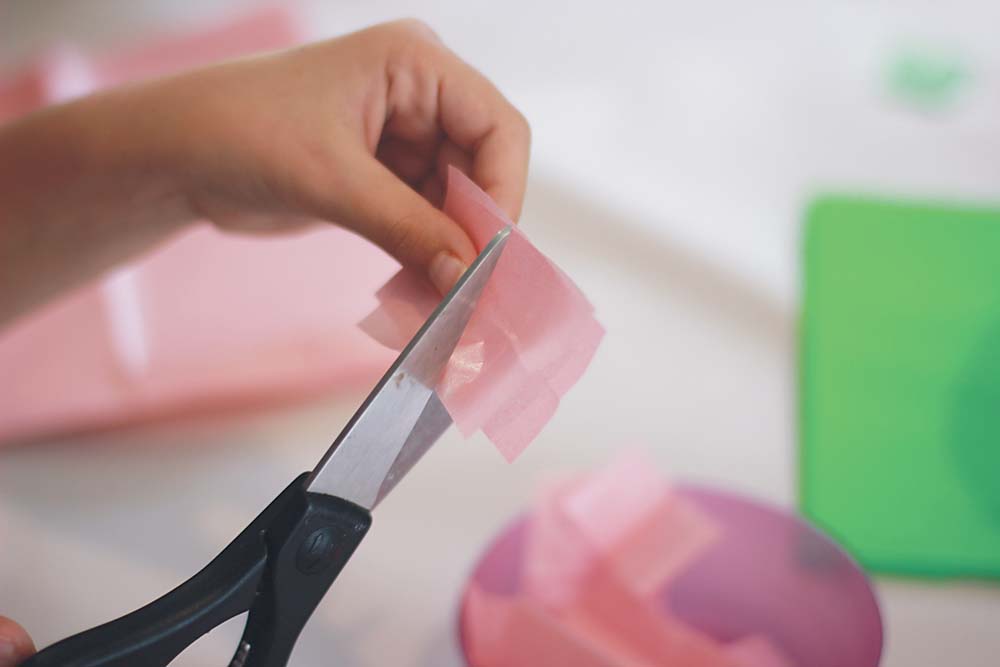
left=801, top=196, right=1000, bottom=578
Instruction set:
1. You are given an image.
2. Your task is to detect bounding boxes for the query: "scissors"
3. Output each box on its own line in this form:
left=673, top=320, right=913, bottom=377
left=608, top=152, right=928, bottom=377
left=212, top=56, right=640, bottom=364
left=22, top=227, right=512, bottom=667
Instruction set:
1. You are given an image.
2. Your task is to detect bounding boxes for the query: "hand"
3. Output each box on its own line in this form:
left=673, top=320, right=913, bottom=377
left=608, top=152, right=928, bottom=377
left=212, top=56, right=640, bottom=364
left=0, top=616, right=33, bottom=666
left=154, top=19, right=531, bottom=288
left=0, top=19, right=530, bottom=326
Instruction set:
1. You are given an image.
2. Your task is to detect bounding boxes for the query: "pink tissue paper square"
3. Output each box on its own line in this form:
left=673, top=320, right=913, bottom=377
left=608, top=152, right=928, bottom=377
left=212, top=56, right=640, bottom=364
left=359, top=167, right=604, bottom=461
left=523, top=454, right=722, bottom=607
left=466, top=587, right=632, bottom=667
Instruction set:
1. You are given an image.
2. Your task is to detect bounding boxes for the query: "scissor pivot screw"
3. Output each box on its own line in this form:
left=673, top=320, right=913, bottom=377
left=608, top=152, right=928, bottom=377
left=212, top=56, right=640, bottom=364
left=296, top=526, right=339, bottom=574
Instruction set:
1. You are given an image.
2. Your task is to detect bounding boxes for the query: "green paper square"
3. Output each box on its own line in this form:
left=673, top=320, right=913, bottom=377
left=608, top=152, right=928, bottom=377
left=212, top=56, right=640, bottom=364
left=800, top=196, right=1000, bottom=578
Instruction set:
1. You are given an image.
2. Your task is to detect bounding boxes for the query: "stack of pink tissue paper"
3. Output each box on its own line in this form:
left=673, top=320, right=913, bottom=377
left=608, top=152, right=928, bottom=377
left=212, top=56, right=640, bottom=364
left=0, top=9, right=397, bottom=444
left=462, top=455, right=796, bottom=667
left=361, top=168, right=604, bottom=461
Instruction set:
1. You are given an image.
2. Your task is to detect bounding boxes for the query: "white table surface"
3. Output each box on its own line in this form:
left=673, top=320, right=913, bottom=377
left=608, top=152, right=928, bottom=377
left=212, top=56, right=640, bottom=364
left=2, top=1, right=999, bottom=665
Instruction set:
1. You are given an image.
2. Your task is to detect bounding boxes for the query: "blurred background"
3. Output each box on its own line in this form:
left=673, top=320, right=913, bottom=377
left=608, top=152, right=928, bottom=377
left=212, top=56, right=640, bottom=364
left=1, top=1, right=999, bottom=665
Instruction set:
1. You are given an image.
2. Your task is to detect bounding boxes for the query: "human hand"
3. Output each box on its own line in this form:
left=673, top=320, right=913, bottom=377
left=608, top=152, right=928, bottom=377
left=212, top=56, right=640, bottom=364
left=105, top=18, right=531, bottom=292
left=0, top=19, right=530, bottom=325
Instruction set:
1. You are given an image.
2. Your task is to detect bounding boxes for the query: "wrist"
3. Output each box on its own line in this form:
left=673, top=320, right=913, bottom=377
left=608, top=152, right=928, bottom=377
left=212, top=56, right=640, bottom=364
left=72, top=83, right=199, bottom=232
left=0, top=91, right=196, bottom=325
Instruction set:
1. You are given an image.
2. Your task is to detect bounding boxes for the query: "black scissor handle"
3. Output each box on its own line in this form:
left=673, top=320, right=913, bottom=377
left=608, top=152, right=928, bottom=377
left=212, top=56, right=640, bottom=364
left=21, top=474, right=371, bottom=667
left=234, top=483, right=370, bottom=667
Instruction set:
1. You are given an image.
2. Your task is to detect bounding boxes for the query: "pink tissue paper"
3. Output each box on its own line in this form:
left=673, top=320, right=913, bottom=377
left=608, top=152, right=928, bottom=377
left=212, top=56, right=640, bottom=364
left=0, top=9, right=397, bottom=444
left=461, top=455, right=797, bottom=667
left=524, top=455, right=721, bottom=608
left=360, top=168, right=604, bottom=461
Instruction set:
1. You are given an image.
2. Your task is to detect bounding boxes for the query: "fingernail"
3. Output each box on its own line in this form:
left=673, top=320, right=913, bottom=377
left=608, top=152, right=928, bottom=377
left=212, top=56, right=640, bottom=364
left=429, top=252, right=467, bottom=296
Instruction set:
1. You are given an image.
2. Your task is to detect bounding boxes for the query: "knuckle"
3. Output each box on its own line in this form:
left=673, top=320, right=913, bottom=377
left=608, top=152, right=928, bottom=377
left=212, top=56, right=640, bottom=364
left=377, top=19, right=445, bottom=70
left=383, top=212, right=424, bottom=258
left=508, top=108, right=532, bottom=146
left=515, top=110, right=532, bottom=141
left=384, top=18, right=440, bottom=43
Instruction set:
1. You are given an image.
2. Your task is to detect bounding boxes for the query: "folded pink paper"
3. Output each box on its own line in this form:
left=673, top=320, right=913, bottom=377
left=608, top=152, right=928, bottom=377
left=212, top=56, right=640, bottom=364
left=465, top=586, right=633, bottom=667
left=0, top=9, right=397, bottom=445
left=359, top=168, right=604, bottom=461
left=96, top=8, right=298, bottom=86
left=461, top=458, right=798, bottom=667
left=563, top=454, right=722, bottom=598
left=0, top=8, right=298, bottom=123
left=567, top=571, right=737, bottom=667
left=523, top=454, right=721, bottom=608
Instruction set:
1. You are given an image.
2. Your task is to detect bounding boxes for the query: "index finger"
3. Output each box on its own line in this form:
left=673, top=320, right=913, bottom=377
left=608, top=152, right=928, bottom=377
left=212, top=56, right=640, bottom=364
left=434, top=50, right=531, bottom=221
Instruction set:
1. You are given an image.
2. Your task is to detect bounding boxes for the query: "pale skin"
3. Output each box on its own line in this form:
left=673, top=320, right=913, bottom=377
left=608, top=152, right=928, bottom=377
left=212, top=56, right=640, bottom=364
left=0, top=19, right=529, bottom=664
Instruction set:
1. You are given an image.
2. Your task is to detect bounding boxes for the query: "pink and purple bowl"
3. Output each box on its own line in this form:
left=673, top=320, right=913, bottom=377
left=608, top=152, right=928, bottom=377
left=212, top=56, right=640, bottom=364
left=459, top=486, right=884, bottom=667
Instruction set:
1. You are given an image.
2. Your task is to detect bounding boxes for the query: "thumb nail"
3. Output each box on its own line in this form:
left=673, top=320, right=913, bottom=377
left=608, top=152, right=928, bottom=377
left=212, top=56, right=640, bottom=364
left=429, top=252, right=467, bottom=296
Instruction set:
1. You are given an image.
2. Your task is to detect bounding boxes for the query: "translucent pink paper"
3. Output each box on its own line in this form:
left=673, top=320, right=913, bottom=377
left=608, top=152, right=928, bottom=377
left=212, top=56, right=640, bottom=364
left=360, top=168, right=604, bottom=460
left=0, top=9, right=397, bottom=444
left=459, top=461, right=884, bottom=667
left=0, top=9, right=298, bottom=121
left=523, top=455, right=720, bottom=607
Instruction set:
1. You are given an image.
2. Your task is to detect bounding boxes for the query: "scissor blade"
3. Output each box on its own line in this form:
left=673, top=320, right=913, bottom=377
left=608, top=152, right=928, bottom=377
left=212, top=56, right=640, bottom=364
left=373, top=392, right=452, bottom=506
left=305, top=227, right=511, bottom=509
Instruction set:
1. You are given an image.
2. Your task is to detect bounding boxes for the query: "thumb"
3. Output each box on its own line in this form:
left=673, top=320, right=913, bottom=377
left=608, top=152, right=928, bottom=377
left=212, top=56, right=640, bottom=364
left=324, top=155, right=478, bottom=295
left=0, top=616, right=35, bottom=666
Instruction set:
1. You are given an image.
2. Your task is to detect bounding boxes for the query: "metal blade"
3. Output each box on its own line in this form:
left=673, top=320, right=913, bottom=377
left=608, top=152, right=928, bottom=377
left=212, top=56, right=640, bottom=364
left=305, top=227, right=510, bottom=509
left=373, top=392, right=452, bottom=506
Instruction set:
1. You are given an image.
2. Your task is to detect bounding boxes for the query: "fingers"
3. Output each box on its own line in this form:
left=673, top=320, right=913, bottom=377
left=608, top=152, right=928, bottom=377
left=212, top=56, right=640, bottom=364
left=378, top=21, right=530, bottom=221
left=435, top=139, right=473, bottom=181
left=321, top=151, right=478, bottom=295
left=435, top=53, right=531, bottom=221
left=376, top=135, right=439, bottom=188
left=0, top=616, right=35, bottom=666
left=412, top=139, right=471, bottom=209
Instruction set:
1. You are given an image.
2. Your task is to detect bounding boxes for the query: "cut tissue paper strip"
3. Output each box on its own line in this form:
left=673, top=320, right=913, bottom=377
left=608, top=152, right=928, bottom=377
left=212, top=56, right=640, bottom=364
left=461, top=454, right=799, bottom=667
left=360, top=168, right=604, bottom=461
